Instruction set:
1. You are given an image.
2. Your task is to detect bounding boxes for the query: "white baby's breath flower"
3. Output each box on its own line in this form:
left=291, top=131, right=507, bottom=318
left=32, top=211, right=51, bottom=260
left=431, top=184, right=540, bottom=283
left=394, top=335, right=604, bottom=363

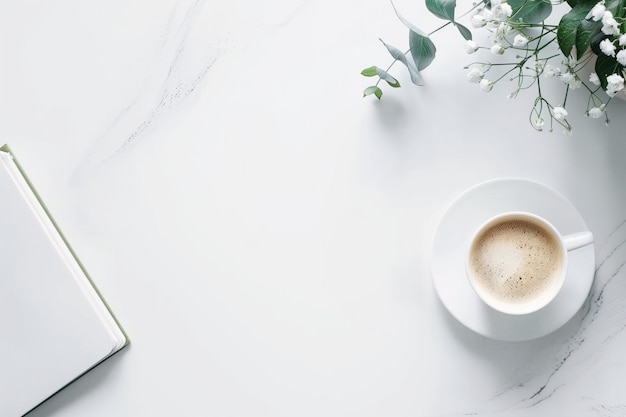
left=482, top=8, right=495, bottom=22
left=568, top=56, right=578, bottom=68
left=620, top=33, right=626, bottom=46
left=465, top=40, right=479, bottom=54
left=617, top=49, right=626, bottom=66
left=467, top=68, right=484, bottom=83
left=607, top=73, right=623, bottom=84
left=491, top=43, right=505, bottom=55
left=544, top=64, right=561, bottom=77
left=513, top=34, right=529, bottom=47
left=534, top=118, right=544, bottom=130
left=601, top=10, right=614, bottom=23
left=495, top=22, right=511, bottom=40
left=560, top=72, right=575, bottom=84
left=493, top=2, right=513, bottom=20
left=606, top=73, right=625, bottom=96
left=471, top=14, right=487, bottom=28
left=480, top=79, right=494, bottom=92
left=600, top=38, right=616, bottom=56
left=588, top=107, right=605, bottom=118
left=560, top=72, right=581, bottom=89
left=553, top=106, right=568, bottom=120
left=601, top=14, right=620, bottom=35
left=587, top=1, right=606, bottom=21
left=589, top=72, right=601, bottom=86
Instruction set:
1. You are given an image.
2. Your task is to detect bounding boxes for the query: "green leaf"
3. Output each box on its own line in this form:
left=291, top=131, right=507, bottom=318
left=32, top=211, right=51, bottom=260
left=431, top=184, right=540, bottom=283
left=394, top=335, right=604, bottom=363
left=589, top=31, right=608, bottom=56
left=390, top=2, right=436, bottom=72
left=391, top=2, right=429, bottom=37
left=361, top=66, right=378, bottom=77
left=606, top=0, right=626, bottom=18
left=575, top=19, right=602, bottom=57
left=380, top=39, right=423, bottom=85
left=409, top=30, right=437, bottom=71
left=361, top=65, right=400, bottom=87
left=508, top=0, right=552, bottom=23
left=455, top=23, right=472, bottom=40
left=363, top=86, right=383, bottom=99
left=595, top=54, right=620, bottom=89
left=380, top=40, right=407, bottom=64
left=375, top=67, right=401, bottom=87
left=557, top=16, right=577, bottom=57
left=425, top=0, right=457, bottom=21
left=557, top=0, right=597, bottom=57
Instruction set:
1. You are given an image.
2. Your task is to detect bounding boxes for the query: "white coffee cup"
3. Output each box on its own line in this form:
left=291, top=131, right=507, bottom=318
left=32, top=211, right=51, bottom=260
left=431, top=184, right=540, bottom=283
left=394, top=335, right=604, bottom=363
left=466, top=212, right=593, bottom=315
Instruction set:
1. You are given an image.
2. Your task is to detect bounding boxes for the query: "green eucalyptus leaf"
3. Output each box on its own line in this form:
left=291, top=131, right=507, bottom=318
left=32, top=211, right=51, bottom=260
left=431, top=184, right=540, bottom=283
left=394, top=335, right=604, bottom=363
left=375, top=67, right=401, bottom=88
left=361, top=65, right=401, bottom=87
left=390, top=3, right=436, bottom=73
left=409, top=30, right=437, bottom=71
left=380, top=40, right=408, bottom=64
left=363, top=85, right=383, bottom=99
left=508, top=0, right=552, bottom=23
left=595, top=54, right=620, bottom=89
left=455, top=23, right=472, bottom=40
left=575, top=19, right=602, bottom=57
left=361, top=66, right=378, bottom=77
left=391, top=1, right=429, bottom=37
left=380, top=39, right=423, bottom=85
left=425, top=0, right=457, bottom=21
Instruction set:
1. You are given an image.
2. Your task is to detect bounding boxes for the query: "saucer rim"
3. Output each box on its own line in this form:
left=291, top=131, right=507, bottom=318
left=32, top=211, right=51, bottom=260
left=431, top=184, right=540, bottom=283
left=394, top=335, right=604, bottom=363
left=431, top=177, right=595, bottom=342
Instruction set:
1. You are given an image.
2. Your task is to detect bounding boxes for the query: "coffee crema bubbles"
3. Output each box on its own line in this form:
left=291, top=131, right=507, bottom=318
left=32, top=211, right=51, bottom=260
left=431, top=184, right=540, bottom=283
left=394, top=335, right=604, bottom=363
left=469, top=218, right=564, bottom=305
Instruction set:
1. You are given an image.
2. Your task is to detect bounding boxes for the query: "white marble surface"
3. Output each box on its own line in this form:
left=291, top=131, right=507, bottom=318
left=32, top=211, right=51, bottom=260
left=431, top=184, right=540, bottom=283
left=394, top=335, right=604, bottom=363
left=2, top=0, right=626, bottom=416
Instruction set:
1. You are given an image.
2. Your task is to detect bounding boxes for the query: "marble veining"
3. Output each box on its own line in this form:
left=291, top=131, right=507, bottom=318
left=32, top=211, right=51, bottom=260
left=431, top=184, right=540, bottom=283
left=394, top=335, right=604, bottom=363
left=457, top=218, right=626, bottom=415
left=588, top=401, right=626, bottom=416
left=6, top=0, right=626, bottom=415
left=89, top=0, right=311, bottom=162
left=90, top=0, right=215, bottom=161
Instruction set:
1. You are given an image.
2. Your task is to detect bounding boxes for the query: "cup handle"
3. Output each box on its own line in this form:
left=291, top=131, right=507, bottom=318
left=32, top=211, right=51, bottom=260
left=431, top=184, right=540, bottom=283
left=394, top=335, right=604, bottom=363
left=563, top=231, right=594, bottom=251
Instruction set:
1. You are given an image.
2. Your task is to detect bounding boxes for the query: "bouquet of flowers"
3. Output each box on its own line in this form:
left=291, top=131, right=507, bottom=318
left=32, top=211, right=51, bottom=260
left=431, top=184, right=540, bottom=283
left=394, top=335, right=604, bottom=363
left=362, top=0, right=626, bottom=132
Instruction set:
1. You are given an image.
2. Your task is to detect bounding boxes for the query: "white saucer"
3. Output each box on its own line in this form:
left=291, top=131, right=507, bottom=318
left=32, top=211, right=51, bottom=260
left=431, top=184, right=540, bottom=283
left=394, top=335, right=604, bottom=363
left=431, top=178, right=595, bottom=342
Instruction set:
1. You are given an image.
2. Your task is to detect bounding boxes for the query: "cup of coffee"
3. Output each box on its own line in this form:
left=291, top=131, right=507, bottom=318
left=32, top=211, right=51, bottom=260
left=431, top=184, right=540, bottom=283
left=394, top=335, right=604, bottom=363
left=466, top=212, right=593, bottom=315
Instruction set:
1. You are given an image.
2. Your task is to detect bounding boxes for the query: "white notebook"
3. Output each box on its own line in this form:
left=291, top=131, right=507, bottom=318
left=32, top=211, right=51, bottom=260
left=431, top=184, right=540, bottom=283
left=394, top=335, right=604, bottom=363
left=0, top=145, right=128, bottom=416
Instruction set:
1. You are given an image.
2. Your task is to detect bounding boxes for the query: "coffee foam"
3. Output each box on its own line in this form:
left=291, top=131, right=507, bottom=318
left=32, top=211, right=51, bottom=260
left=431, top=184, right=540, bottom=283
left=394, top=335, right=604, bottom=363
left=469, top=219, right=563, bottom=305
